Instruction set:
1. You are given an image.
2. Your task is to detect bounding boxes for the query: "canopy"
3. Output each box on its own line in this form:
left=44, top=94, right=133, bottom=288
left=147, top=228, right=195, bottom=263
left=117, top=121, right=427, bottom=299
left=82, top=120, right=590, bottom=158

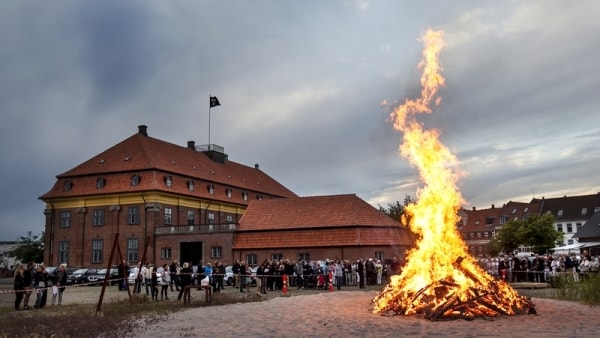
left=549, top=243, right=585, bottom=252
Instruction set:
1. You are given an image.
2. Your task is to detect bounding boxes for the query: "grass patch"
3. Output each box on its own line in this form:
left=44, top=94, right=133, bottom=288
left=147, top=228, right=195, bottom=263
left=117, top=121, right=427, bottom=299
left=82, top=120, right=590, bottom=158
left=550, top=273, right=600, bottom=304
left=0, top=292, right=267, bottom=337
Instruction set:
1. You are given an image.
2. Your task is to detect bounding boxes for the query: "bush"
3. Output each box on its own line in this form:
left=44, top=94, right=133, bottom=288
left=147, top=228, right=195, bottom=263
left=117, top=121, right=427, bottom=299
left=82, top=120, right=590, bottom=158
left=552, top=272, right=600, bottom=304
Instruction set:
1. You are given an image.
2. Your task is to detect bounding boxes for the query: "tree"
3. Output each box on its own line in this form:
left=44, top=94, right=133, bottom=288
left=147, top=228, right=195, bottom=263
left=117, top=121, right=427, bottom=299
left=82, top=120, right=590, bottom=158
left=518, top=213, right=563, bottom=253
left=487, top=214, right=562, bottom=255
left=12, top=231, right=45, bottom=263
left=378, top=195, right=415, bottom=227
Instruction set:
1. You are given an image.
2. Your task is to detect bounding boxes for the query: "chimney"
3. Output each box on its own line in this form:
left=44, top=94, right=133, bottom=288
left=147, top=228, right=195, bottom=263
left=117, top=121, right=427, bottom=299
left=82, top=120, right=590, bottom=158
left=254, top=163, right=260, bottom=170
left=491, top=204, right=495, bottom=209
left=472, top=207, right=476, bottom=211
left=138, top=125, right=148, bottom=137
left=187, top=141, right=196, bottom=150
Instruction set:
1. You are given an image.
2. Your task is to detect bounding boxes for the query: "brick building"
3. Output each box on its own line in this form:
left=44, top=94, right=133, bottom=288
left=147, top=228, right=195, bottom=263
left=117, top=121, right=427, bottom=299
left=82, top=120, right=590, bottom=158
left=39, top=125, right=296, bottom=268
left=233, top=194, right=413, bottom=264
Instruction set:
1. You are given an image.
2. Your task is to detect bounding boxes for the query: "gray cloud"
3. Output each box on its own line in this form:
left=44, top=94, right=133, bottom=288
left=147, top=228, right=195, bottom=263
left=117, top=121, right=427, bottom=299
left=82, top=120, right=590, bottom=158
left=1, top=0, right=600, bottom=240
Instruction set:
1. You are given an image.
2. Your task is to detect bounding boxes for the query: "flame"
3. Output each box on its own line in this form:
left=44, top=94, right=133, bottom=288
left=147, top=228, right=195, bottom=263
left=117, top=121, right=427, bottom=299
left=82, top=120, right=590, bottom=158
left=372, top=29, right=530, bottom=319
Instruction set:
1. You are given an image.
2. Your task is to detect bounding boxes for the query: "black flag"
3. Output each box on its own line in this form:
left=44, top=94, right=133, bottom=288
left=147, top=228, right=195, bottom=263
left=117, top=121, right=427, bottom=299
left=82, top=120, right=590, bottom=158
left=210, top=96, right=221, bottom=108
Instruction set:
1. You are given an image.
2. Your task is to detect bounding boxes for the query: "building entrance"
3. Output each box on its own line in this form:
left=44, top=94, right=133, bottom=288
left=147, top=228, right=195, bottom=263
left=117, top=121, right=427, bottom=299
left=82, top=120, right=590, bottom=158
left=180, top=242, right=203, bottom=266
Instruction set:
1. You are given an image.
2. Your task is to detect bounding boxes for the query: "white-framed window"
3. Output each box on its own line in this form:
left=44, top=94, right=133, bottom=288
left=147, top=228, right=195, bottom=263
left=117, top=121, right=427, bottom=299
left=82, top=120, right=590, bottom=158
left=164, top=176, right=172, bottom=187
left=60, top=211, right=71, bottom=228
left=93, top=209, right=104, bottom=226
left=211, top=246, right=222, bottom=258
left=187, top=211, right=195, bottom=225
left=92, top=239, right=103, bottom=263
left=298, top=253, right=310, bottom=262
left=207, top=213, right=215, bottom=225
left=161, top=247, right=172, bottom=260
left=127, top=238, right=139, bottom=262
left=246, top=254, right=257, bottom=265
left=164, top=207, right=172, bottom=225
left=58, top=240, right=69, bottom=264
left=128, top=207, right=140, bottom=225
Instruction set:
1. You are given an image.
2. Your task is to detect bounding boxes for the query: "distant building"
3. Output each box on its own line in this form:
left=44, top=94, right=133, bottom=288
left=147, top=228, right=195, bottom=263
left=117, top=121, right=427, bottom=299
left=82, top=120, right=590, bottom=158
left=459, top=201, right=541, bottom=257
left=534, top=193, right=600, bottom=247
left=460, top=193, right=600, bottom=257
left=233, top=194, right=413, bottom=264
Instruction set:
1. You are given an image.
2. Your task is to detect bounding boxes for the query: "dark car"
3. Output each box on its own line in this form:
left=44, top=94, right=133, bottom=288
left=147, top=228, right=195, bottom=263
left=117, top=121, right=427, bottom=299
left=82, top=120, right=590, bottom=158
left=88, top=268, right=120, bottom=285
left=67, top=268, right=94, bottom=285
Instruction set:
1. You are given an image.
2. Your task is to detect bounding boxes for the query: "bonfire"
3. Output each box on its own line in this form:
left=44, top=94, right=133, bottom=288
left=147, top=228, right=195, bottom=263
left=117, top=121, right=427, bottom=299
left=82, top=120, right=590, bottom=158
left=371, top=29, right=533, bottom=321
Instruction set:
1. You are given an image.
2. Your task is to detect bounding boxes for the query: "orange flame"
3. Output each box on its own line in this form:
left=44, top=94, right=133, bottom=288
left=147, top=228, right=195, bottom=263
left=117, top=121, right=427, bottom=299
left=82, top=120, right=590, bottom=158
left=372, top=29, right=529, bottom=319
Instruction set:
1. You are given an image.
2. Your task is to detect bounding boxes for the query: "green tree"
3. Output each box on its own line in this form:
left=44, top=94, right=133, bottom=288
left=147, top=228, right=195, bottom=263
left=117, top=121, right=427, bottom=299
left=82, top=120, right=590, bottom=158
left=518, top=213, right=563, bottom=253
left=378, top=195, right=414, bottom=226
left=12, top=231, right=45, bottom=263
left=488, top=221, right=521, bottom=255
left=487, top=214, right=562, bottom=255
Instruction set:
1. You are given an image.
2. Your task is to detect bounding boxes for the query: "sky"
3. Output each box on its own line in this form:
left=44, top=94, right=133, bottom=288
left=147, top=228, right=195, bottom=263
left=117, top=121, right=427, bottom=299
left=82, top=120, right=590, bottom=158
left=1, top=0, right=600, bottom=241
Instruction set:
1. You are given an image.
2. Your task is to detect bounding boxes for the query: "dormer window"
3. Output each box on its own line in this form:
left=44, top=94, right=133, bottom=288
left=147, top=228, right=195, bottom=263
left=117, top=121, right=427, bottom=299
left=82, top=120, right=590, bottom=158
left=242, top=192, right=248, bottom=201
left=63, top=180, right=73, bottom=191
left=557, top=209, right=563, bottom=217
left=96, top=177, right=106, bottom=189
left=207, top=184, right=215, bottom=194
left=188, top=181, right=195, bottom=191
left=164, top=176, right=172, bottom=187
left=131, top=175, right=141, bottom=186
left=581, top=208, right=587, bottom=215
left=256, top=194, right=263, bottom=200
left=226, top=188, right=232, bottom=198
left=512, top=208, right=517, bottom=214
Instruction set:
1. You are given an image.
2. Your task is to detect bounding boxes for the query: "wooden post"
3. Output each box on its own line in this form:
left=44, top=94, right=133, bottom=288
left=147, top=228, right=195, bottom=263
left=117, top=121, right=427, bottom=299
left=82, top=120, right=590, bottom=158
left=97, top=233, right=120, bottom=313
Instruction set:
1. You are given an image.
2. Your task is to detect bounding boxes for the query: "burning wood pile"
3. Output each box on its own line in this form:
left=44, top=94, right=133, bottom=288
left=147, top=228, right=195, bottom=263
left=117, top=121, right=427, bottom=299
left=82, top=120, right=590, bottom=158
left=373, top=29, right=535, bottom=321
left=372, top=257, right=534, bottom=321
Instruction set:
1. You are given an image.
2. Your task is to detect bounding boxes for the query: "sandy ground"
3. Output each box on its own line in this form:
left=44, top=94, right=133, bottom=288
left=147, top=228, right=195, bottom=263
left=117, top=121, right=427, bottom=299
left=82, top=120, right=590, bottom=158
left=1, top=282, right=598, bottom=337
left=127, top=290, right=597, bottom=338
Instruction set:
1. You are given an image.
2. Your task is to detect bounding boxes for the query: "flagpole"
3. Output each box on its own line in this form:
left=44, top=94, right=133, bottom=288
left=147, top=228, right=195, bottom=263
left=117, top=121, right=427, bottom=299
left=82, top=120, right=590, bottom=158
left=208, top=105, right=212, bottom=146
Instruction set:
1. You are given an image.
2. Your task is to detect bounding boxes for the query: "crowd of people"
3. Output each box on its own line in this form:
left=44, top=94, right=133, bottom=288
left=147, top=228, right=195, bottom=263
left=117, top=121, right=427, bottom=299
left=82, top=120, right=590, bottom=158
left=479, top=253, right=600, bottom=283
left=13, top=262, right=68, bottom=311
left=11, top=255, right=406, bottom=311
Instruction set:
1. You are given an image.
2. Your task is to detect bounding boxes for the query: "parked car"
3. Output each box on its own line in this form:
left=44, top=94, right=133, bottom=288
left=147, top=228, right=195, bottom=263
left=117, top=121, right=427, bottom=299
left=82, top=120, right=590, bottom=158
left=67, top=268, right=94, bottom=285
left=224, top=266, right=234, bottom=286
left=88, top=268, right=120, bottom=285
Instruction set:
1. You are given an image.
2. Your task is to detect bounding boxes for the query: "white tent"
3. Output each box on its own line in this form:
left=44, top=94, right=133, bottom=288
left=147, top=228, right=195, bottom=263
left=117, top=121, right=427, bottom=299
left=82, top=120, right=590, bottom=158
left=549, top=243, right=585, bottom=254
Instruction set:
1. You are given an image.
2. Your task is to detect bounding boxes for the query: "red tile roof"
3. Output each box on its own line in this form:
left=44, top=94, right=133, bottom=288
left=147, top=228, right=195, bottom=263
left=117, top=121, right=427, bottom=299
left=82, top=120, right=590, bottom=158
left=234, top=194, right=412, bottom=249
left=238, top=194, right=403, bottom=230
left=40, top=127, right=297, bottom=202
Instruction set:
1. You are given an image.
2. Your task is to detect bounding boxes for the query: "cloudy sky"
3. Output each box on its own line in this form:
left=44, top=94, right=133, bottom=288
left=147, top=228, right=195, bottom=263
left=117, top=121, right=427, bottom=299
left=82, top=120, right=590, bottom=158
left=1, top=0, right=599, bottom=241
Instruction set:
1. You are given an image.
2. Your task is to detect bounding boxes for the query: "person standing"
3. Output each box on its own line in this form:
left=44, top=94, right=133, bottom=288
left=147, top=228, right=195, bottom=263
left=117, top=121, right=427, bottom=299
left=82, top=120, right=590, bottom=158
left=117, top=259, right=129, bottom=291
left=375, top=260, right=383, bottom=285
left=169, top=260, right=178, bottom=291
left=150, top=266, right=159, bottom=300
left=33, top=264, right=49, bottom=309
left=23, top=262, right=34, bottom=310
left=177, top=262, right=192, bottom=301
left=13, top=263, right=25, bottom=311
left=160, top=263, right=170, bottom=300
left=52, top=264, right=68, bottom=305
left=334, top=260, right=344, bottom=290
left=239, top=261, right=247, bottom=293
left=357, top=259, right=365, bottom=289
